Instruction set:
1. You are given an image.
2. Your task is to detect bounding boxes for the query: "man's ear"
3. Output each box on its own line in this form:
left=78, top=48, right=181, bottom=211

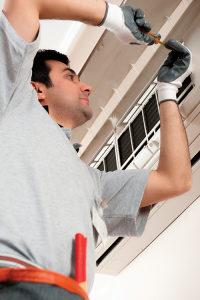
left=31, top=81, right=48, bottom=106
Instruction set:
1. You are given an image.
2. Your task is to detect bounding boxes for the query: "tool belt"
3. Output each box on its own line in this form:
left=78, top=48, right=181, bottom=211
left=0, top=234, right=88, bottom=298
left=0, top=267, right=89, bottom=300
left=0, top=254, right=44, bottom=269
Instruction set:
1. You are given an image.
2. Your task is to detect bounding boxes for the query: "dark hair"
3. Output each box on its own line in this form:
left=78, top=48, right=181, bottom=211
left=31, top=49, right=70, bottom=88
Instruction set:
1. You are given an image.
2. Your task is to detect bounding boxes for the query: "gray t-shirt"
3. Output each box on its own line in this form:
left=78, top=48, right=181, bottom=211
left=0, top=12, right=151, bottom=293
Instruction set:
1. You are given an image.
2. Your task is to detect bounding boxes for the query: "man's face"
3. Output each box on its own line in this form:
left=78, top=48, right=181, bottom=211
left=44, top=60, right=93, bottom=129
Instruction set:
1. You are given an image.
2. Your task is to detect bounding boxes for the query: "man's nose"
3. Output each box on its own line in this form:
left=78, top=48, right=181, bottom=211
left=80, top=82, right=93, bottom=95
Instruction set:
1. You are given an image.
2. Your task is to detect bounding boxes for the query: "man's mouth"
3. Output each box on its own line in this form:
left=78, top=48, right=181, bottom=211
left=80, top=97, right=89, bottom=103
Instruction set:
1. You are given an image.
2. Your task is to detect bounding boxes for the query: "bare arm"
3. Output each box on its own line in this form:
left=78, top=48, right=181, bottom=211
left=3, top=0, right=106, bottom=43
left=140, top=101, right=192, bottom=208
left=140, top=41, right=192, bottom=208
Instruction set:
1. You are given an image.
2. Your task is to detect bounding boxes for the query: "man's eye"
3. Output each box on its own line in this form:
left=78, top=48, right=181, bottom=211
left=67, top=75, right=73, bottom=80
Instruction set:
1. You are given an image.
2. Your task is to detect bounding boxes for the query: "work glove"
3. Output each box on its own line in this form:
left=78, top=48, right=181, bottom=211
left=99, top=2, right=160, bottom=46
left=157, top=39, right=192, bottom=104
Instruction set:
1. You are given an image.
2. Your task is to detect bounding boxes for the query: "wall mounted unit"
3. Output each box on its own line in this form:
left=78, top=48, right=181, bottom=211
left=94, top=5, right=200, bottom=275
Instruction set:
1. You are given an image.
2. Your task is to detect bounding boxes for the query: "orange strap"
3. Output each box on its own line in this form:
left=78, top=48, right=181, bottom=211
left=0, top=268, right=89, bottom=300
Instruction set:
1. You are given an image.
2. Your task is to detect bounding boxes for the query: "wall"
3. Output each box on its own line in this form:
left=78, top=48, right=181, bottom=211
left=90, top=196, right=200, bottom=300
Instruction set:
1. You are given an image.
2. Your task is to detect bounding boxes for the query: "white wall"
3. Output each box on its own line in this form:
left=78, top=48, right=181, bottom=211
left=90, top=196, right=200, bottom=300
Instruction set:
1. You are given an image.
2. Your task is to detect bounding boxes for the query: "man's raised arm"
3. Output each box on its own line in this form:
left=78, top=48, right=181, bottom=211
left=3, top=0, right=155, bottom=45
left=3, top=0, right=106, bottom=43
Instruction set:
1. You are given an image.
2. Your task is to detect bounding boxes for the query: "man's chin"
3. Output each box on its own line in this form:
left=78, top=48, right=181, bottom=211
left=77, top=109, right=93, bottom=128
left=84, top=109, right=93, bottom=123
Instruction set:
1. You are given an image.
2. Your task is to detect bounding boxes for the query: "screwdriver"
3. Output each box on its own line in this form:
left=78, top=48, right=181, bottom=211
left=139, top=27, right=165, bottom=46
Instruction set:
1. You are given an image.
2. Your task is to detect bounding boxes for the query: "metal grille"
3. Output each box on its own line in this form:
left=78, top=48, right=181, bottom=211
left=178, top=85, right=193, bottom=105
left=135, top=140, right=147, bottom=157
left=176, top=75, right=191, bottom=98
left=130, top=112, right=146, bottom=150
left=118, top=128, right=132, bottom=166
left=191, top=150, right=200, bottom=167
left=143, top=94, right=160, bottom=134
left=105, top=147, right=117, bottom=172
left=122, top=157, right=134, bottom=170
left=97, top=161, right=104, bottom=171
left=90, top=75, right=193, bottom=172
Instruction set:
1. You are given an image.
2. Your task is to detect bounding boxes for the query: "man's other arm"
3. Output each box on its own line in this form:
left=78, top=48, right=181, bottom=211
left=140, top=40, right=192, bottom=208
left=140, top=101, right=192, bottom=208
left=3, top=0, right=106, bottom=43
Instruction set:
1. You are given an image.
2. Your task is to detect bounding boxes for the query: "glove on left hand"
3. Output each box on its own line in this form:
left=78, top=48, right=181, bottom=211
left=157, top=39, right=192, bottom=104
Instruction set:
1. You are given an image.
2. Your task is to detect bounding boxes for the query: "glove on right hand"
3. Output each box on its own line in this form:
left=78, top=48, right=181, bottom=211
left=157, top=39, right=192, bottom=104
left=99, top=2, right=157, bottom=46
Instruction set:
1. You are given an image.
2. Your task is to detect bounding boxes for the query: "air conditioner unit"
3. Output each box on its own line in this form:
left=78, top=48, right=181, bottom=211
left=96, top=130, right=200, bottom=276
left=95, top=12, right=200, bottom=276
left=96, top=144, right=200, bottom=276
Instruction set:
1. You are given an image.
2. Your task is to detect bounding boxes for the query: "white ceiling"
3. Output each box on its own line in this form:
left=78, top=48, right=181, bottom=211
left=39, top=19, right=74, bottom=51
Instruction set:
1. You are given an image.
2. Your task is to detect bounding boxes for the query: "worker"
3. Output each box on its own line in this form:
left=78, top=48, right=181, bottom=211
left=0, top=0, right=192, bottom=299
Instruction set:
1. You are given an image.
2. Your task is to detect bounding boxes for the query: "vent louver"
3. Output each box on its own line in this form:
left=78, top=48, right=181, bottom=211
left=122, top=157, right=134, bottom=170
left=178, top=85, right=194, bottom=105
left=97, top=161, right=104, bottom=171
left=118, top=128, right=132, bottom=166
left=176, top=75, right=191, bottom=98
left=155, top=124, right=160, bottom=132
left=130, top=112, right=146, bottom=150
left=105, top=147, right=117, bottom=172
left=191, top=151, right=200, bottom=167
left=143, top=94, right=160, bottom=134
left=135, top=140, right=147, bottom=157
left=96, top=237, right=124, bottom=267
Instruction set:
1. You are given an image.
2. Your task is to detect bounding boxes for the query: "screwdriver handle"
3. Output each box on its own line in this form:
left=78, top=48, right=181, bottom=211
left=139, top=28, right=165, bottom=46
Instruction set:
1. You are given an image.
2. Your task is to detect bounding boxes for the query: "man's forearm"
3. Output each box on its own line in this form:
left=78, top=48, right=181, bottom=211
left=3, top=0, right=106, bottom=43
left=4, top=0, right=155, bottom=46
left=37, top=0, right=106, bottom=25
left=157, top=101, right=192, bottom=192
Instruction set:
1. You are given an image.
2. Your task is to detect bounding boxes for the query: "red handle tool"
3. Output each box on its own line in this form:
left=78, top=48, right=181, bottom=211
left=75, top=233, right=87, bottom=293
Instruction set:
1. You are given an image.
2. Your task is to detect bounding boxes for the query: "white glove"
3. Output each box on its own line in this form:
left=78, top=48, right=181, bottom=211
left=99, top=2, right=158, bottom=46
left=157, top=39, right=192, bottom=104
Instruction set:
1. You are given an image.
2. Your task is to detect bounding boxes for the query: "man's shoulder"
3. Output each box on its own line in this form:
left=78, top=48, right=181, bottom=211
left=0, top=11, right=40, bottom=116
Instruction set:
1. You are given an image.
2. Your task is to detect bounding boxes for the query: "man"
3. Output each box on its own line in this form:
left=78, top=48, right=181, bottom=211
left=0, top=0, right=192, bottom=299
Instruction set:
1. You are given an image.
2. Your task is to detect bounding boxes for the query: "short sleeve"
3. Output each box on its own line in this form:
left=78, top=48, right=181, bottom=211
left=100, top=169, right=152, bottom=237
left=0, top=12, right=40, bottom=119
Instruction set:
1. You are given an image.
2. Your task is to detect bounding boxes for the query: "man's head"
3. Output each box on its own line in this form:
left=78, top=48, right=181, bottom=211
left=31, top=50, right=93, bottom=129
